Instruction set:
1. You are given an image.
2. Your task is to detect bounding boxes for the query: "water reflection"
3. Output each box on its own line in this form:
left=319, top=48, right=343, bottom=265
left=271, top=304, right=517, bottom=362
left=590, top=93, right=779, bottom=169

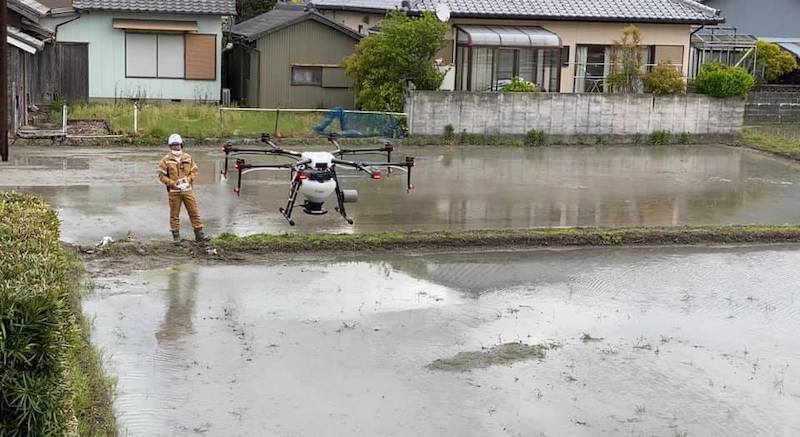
left=155, top=267, right=199, bottom=343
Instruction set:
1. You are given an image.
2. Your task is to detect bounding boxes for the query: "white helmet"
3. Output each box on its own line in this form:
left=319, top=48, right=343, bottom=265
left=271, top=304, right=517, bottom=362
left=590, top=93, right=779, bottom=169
left=168, top=133, right=183, bottom=146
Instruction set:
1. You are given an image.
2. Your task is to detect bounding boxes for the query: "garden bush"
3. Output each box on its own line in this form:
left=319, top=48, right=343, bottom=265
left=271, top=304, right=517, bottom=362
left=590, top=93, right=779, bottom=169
left=0, top=192, right=114, bottom=436
left=694, top=61, right=755, bottom=98
left=502, top=76, right=539, bottom=93
left=643, top=64, right=686, bottom=94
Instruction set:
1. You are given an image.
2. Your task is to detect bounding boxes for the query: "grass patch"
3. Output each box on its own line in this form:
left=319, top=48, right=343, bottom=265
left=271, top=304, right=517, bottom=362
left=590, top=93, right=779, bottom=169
left=202, top=224, right=800, bottom=254
left=65, top=251, right=117, bottom=437
left=741, top=125, right=800, bottom=160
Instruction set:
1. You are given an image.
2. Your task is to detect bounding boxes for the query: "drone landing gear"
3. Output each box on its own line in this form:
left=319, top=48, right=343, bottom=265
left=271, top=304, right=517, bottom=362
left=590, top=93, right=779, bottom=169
left=280, top=180, right=301, bottom=226
left=334, top=186, right=354, bottom=224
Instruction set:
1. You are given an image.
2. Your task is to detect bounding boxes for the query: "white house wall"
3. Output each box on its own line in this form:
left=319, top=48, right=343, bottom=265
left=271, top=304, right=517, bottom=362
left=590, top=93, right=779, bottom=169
left=50, top=11, right=223, bottom=101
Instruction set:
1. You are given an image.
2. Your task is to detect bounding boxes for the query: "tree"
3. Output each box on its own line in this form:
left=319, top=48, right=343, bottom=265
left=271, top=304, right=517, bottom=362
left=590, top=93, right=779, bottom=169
left=236, top=0, right=278, bottom=22
left=756, top=40, right=798, bottom=82
left=606, top=25, right=644, bottom=93
left=343, top=10, right=447, bottom=112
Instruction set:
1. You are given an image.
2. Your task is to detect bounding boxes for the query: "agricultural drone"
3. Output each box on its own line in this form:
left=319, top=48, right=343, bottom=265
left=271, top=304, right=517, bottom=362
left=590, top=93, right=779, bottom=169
left=221, top=133, right=415, bottom=226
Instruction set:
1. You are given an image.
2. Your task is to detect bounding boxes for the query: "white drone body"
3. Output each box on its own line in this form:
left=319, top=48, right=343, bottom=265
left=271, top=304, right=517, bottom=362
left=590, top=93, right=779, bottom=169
left=297, top=152, right=338, bottom=206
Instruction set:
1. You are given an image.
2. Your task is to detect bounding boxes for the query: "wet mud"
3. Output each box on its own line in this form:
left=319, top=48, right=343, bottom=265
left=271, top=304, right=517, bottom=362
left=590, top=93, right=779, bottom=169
left=4, top=144, right=800, bottom=243
left=83, top=245, right=800, bottom=436
left=428, top=342, right=557, bottom=372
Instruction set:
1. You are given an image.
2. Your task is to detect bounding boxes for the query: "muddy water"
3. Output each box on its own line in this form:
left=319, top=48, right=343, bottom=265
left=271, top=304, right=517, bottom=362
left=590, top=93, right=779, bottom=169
left=2, top=145, right=800, bottom=243
left=85, top=246, right=800, bottom=436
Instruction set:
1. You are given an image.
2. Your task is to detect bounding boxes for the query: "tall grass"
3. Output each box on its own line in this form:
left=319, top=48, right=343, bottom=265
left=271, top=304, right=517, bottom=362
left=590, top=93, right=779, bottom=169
left=742, top=124, right=800, bottom=160
left=58, top=103, right=327, bottom=141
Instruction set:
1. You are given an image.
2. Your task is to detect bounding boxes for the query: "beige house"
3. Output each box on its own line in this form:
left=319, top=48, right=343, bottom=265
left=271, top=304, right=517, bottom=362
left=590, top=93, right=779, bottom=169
left=308, top=0, right=723, bottom=93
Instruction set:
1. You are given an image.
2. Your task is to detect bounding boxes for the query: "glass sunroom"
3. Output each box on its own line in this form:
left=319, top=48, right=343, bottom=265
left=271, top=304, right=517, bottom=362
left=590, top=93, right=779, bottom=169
left=455, top=25, right=563, bottom=93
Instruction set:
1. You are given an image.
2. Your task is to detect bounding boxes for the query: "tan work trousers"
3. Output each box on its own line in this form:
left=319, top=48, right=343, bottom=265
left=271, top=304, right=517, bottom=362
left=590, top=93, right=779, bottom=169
left=168, top=191, right=203, bottom=231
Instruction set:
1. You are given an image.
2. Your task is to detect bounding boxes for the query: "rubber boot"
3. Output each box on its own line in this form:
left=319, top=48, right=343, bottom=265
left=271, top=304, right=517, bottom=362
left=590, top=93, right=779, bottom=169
left=171, top=230, right=180, bottom=246
left=194, top=228, right=206, bottom=244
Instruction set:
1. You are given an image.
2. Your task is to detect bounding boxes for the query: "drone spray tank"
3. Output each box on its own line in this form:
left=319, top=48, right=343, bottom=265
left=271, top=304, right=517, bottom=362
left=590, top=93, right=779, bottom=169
left=297, top=152, right=358, bottom=215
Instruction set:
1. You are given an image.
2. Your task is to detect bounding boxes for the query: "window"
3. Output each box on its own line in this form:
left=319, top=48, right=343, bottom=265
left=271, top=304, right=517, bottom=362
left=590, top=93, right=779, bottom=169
left=575, top=44, right=659, bottom=92
left=459, top=46, right=561, bottom=92
left=157, top=34, right=184, bottom=78
left=292, top=66, right=323, bottom=86
left=653, top=45, right=684, bottom=68
left=126, top=33, right=157, bottom=77
left=125, top=32, right=215, bottom=80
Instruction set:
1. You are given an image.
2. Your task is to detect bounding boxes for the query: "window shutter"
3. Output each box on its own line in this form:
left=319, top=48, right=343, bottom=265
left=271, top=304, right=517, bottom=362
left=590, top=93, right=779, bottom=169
left=126, top=33, right=157, bottom=77
left=157, top=34, right=185, bottom=78
left=185, top=34, right=216, bottom=80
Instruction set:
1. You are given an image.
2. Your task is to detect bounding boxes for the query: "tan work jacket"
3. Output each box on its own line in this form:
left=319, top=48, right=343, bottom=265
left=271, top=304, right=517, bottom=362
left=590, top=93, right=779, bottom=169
left=158, top=152, right=199, bottom=193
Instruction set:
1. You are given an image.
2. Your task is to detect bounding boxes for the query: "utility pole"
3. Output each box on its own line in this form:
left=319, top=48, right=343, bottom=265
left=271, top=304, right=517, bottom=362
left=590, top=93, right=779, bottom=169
left=1, top=0, right=8, bottom=162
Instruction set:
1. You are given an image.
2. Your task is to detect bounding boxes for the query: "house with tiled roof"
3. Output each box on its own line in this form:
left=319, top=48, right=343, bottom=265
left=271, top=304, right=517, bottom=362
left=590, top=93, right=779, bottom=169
left=42, top=0, right=236, bottom=102
left=227, top=3, right=362, bottom=108
left=308, top=0, right=724, bottom=93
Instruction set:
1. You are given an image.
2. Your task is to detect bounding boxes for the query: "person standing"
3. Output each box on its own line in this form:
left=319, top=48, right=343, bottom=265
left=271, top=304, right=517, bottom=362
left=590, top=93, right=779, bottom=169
left=158, top=134, right=205, bottom=244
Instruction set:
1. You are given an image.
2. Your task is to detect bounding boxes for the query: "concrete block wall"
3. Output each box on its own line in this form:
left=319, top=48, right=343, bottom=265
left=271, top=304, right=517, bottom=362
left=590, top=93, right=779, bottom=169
left=407, top=91, right=745, bottom=137
left=745, top=91, right=800, bottom=123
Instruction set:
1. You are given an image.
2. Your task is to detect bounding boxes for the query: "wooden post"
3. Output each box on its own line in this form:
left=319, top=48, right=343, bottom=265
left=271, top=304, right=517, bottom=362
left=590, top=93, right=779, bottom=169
left=1, top=0, right=9, bottom=161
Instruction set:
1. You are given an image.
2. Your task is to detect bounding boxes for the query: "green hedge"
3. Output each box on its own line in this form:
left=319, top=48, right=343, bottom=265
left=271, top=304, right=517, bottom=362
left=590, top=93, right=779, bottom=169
left=694, top=61, right=755, bottom=98
left=0, top=192, right=114, bottom=436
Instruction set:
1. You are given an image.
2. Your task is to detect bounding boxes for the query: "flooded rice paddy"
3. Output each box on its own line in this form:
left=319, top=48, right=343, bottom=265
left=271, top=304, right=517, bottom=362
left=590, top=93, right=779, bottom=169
left=85, top=245, right=800, bottom=436
left=2, top=144, right=800, bottom=243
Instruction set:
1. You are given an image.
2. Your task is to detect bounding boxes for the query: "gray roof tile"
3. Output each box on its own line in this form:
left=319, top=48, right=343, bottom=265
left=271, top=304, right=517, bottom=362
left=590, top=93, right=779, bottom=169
left=73, top=0, right=236, bottom=15
left=231, top=3, right=362, bottom=40
left=309, top=0, right=722, bottom=24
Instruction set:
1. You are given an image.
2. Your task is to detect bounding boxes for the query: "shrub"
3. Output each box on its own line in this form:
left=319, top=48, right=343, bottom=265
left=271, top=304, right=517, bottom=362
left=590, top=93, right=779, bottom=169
left=650, top=130, right=672, bottom=145
left=643, top=64, right=686, bottom=94
left=526, top=129, right=547, bottom=146
left=756, top=40, right=798, bottom=82
left=502, top=76, right=539, bottom=93
left=694, top=61, right=755, bottom=98
left=678, top=131, right=693, bottom=144
left=0, top=193, right=76, bottom=435
left=443, top=124, right=455, bottom=145
left=0, top=192, right=114, bottom=436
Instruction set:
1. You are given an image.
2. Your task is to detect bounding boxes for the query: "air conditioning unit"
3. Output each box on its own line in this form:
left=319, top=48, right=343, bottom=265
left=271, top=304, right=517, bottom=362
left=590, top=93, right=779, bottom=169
left=221, top=88, right=231, bottom=106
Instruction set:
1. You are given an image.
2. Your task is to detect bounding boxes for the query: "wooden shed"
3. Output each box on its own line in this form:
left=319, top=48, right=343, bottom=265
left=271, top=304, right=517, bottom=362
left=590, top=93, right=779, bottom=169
left=228, top=3, right=362, bottom=109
